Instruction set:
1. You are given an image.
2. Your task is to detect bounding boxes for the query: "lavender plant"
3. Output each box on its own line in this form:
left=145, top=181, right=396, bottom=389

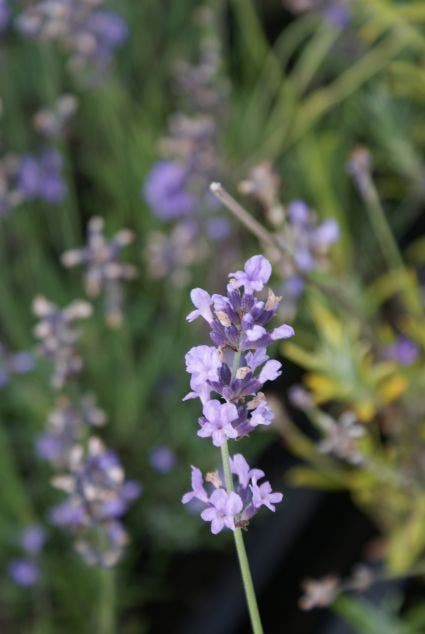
left=61, top=216, right=137, bottom=327
left=16, top=0, right=128, bottom=77
left=182, top=254, right=294, bottom=632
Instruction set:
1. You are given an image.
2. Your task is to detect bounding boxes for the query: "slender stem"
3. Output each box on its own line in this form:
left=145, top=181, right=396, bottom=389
left=210, top=182, right=280, bottom=254
left=220, top=441, right=264, bottom=634
left=356, top=173, right=404, bottom=272
left=98, top=567, right=115, bottom=634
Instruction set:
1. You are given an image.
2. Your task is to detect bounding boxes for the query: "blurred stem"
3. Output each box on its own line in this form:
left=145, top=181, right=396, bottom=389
left=98, top=567, right=115, bottom=634
left=356, top=172, right=404, bottom=272
left=220, top=441, right=264, bottom=634
left=354, top=169, right=422, bottom=316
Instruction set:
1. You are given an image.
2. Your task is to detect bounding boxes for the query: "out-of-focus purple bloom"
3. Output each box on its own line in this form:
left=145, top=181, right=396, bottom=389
left=288, top=200, right=310, bottom=224
left=21, top=525, right=46, bottom=556
left=143, top=161, right=197, bottom=221
left=17, top=1, right=128, bottom=75
left=0, top=344, right=35, bottom=388
left=284, top=1, right=351, bottom=30
left=8, top=559, right=40, bottom=587
left=17, top=149, right=67, bottom=203
left=36, top=394, right=106, bottom=467
left=32, top=296, right=92, bottom=389
left=33, top=94, right=78, bottom=139
left=206, top=216, right=231, bottom=240
left=61, top=216, right=137, bottom=327
left=0, top=0, right=9, bottom=32
left=384, top=337, right=420, bottom=366
left=50, top=437, right=140, bottom=567
left=323, top=3, right=350, bottom=28
left=183, top=454, right=282, bottom=532
left=229, top=255, right=272, bottom=294
left=149, top=445, right=177, bottom=474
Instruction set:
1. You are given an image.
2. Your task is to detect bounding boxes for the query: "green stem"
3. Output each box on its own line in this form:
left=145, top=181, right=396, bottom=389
left=98, top=567, right=115, bottom=634
left=220, top=441, right=264, bottom=634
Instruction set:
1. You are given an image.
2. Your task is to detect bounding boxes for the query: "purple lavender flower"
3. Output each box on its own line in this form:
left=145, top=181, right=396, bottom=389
left=61, top=216, right=137, bottom=327
left=36, top=394, right=106, bottom=467
left=186, top=288, right=215, bottom=323
left=50, top=437, right=140, bottom=567
left=17, top=149, right=67, bottom=203
left=143, top=161, right=197, bottom=220
left=250, top=478, right=283, bottom=512
left=8, top=559, right=40, bottom=587
left=32, top=296, right=92, bottom=389
left=149, top=445, right=177, bottom=474
left=200, top=489, right=243, bottom=534
left=33, top=94, right=78, bottom=139
left=183, top=256, right=294, bottom=441
left=198, top=399, right=239, bottom=447
left=21, top=525, right=46, bottom=556
left=8, top=524, right=46, bottom=587
left=182, top=256, right=288, bottom=534
left=0, top=344, right=35, bottom=388
left=17, top=1, right=128, bottom=75
left=182, top=454, right=282, bottom=532
left=384, top=336, right=420, bottom=366
left=181, top=466, right=209, bottom=504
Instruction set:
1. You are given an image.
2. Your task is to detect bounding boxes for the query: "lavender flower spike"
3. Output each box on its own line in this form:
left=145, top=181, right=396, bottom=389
left=182, top=254, right=289, bottom=632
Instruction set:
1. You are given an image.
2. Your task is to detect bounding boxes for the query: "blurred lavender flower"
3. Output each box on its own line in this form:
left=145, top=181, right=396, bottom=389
left=37, top=394, right=106, bottom=467
left=32, top=295, right=92, bottom=389
left=50, top=437, right=140, bottom=567
left=20, top=525, right=46, bottom=555
left=17, top=149, right=67, bottom=203
left=145, top=222, right=207, bottom=286
left=0, top=0, right=10, bottom=32
left=8, top=525, right=46, bottom=587
left=33, top=94, right=78, bottom=139
left=384, top=336, right=420, bottom=366
left=16, top=1, right=127, bottom=76
left=149, top=445, right=177, bottom=474
left=143, top=161, right=197, bottom=221
left=0, top=343, right=34, bottom=388
left=61, top=216, right=137, bottom=327
left=8, top=559, right=40, bottom=587
left=143, top=5, right=231, bottom=282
